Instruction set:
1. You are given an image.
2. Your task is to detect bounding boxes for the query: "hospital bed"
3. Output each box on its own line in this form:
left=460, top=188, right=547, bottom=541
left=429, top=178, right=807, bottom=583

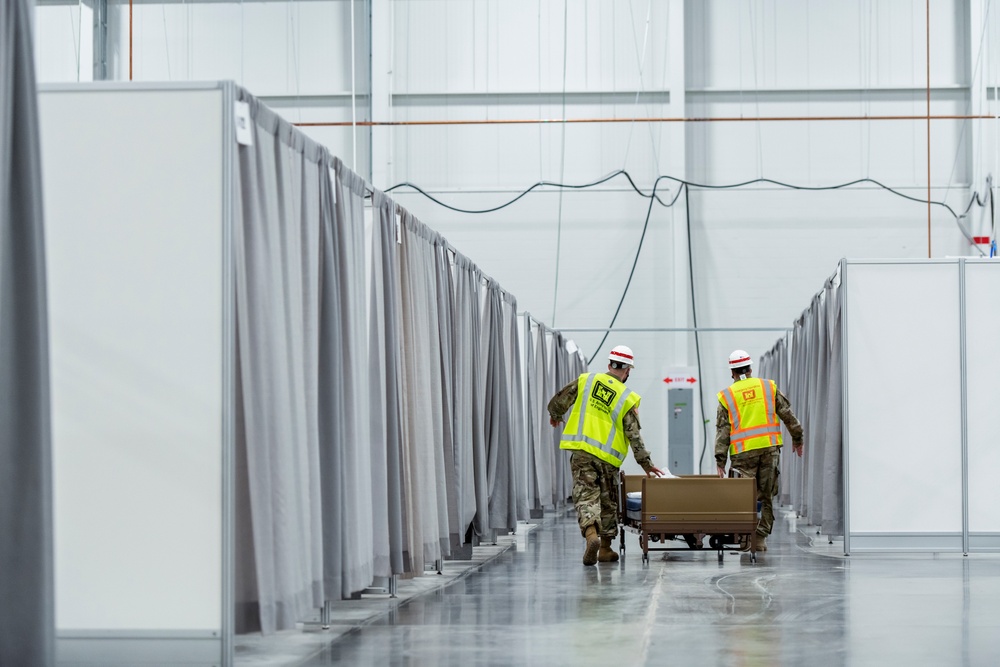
left=618, top=473, right=759, bottom=563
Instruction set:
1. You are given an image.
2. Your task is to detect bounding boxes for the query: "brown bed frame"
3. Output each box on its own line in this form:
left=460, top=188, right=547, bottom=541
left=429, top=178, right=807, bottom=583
left=618, top=472, right=759, bottom=563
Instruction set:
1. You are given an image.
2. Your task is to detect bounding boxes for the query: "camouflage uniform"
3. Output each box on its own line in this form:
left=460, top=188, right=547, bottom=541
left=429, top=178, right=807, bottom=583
left=549, top=377, right=656, bottom=539
left=715, top=384, right=803, bottom=538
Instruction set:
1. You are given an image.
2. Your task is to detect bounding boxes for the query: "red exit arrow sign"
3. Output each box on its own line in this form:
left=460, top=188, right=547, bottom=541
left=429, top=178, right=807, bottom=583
left=663, top=376, right=697, bottom=384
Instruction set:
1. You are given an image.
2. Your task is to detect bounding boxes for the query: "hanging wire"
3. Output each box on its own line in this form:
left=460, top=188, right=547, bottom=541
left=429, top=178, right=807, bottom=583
left=551, top=0, right=570, bottom=326
left=940, top=0, right=993, bottom=226
left=862, top=0, right=873, bottom=178
left=287, top=0, right=302, bottom=124
left=350, top=0, right=357, bottom=171
left=581, top=175, right=685, bottom=362
left=621, top=0, right=656, bottom=170
left=240, top=0, right=244, bottom=86
left=187, top=0, right=192, bottom=80
left=536, top=0, right=544, bottom=182
left=746, top=0, right=764, bottom=178
left=161, top=6, right=172, bottom=80
left=69, top=1, right=81, bottom=80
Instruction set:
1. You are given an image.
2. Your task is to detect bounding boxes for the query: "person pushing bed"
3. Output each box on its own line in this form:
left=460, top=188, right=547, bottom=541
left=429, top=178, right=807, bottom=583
left=548, top=345, right=665, bottom=566
left=715, top=349, right=804, bottom=552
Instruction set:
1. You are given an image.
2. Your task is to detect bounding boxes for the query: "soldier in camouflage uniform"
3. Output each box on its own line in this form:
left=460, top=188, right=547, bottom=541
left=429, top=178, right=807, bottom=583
left=549, top=345, right=664, bottom=565
left=715, top=350, right=803, bottom=552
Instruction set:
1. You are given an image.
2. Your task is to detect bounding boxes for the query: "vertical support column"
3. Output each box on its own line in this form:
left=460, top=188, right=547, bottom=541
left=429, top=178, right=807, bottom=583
left=667, top=0, right=698, bottom=468
left=840, top=259, right=851, bottom=557
left=370, top=0, right=392, bottom=186
left=668, top=0, right=688, bottom=359
left=959, top=259, right=969, bottom=556
left=92, top=0, right=109, bottom=80
left=524, top=313, right=542, bottom=519
left=967, top=0, right=990, bottom=240
left=220, top=81, right=237, bottom=667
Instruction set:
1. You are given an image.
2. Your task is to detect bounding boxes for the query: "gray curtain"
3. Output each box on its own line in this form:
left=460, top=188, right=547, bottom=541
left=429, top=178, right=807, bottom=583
left=502, top=292, right=528, bottom=524
left=330, top=159, right=375, bottom=596
left=397, top=211, right=446, bottom=571
left=821, top=279, right=844, bottom=536
left=525, top=319, right=551, bottom=509
left=452, top=255, right=488, bottom=539
left=0, top=1, right=54, bottom=663
left=551, top=333, right=585, bottom=504
left=759, top=265, right=844, bottom=538
left=524, top=318, right=585, bottom=511
left=482, top=280, right=514, bottom=531
left=368, top=190, right=405, bottom=577
left=232, top=90, right=324, bottom=633
left=433, top=240, right=463, bottom=549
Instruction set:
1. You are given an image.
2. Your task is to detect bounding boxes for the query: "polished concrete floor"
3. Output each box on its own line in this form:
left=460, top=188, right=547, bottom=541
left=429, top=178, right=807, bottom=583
left=294, top=509, right=1000, bottom=667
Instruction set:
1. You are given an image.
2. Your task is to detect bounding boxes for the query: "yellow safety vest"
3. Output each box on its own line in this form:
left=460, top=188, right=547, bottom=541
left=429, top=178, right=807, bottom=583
left=560, top=372, right=641, bottom=468
left=718, top=377, right=784, bottom=457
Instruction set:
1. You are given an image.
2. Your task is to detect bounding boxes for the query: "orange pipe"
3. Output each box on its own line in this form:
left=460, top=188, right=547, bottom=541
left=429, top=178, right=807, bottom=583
left=294, top=113, right=997, bottom=128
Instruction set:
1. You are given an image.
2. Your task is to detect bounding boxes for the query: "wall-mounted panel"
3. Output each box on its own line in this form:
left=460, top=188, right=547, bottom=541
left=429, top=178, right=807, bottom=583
left=964, top=261, right=1000, bottom=538
left=845, top=262, right=962, bottom=540
left=40, top=86, right=226, bottom=637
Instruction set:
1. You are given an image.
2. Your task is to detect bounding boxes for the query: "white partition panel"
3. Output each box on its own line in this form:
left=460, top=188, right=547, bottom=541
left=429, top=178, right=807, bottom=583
left=845, top=262, right=963, bottom=550
left=40, top=84, right=231, bottom=663
left=964, top=262, right=1000, bottom=547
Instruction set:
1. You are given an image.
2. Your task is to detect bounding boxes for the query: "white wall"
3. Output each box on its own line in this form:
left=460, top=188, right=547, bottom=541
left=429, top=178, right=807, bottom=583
left=33, top=0, right=1000, bottom=472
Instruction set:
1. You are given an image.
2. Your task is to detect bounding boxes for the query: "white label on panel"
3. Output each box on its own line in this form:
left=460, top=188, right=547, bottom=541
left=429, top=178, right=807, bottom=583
left=234, top=102, right=253, bottom=146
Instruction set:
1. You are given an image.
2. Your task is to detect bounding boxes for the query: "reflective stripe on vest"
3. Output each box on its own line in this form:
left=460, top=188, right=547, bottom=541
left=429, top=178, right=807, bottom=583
left=560, top=373, right=638, bottom=466
left=719, top=377, right=783, bottom=456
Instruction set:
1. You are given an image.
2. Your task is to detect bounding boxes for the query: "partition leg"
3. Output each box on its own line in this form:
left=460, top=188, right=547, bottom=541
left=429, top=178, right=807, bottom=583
left=320, top=600, right=331, bottom=630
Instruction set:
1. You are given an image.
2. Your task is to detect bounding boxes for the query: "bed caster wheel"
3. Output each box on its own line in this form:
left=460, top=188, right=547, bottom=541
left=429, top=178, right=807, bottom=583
left=709, top=535, right=727, bottom=550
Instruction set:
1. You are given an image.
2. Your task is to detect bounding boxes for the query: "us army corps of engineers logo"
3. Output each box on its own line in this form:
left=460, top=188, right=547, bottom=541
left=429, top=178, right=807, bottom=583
left=591, top=381, right=618, bottom=408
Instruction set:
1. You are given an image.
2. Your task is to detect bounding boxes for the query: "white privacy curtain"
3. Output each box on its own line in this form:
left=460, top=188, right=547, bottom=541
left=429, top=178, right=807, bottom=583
left=230, top=86, right=582, bottom=632
left=759, top=266, right=844, bottom=538
left=0, top=1, right=54, bottom=663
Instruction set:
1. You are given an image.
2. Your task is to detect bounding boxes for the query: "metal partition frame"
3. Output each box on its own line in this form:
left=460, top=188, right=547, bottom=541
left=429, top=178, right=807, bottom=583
left=842, top=258, right=998, bottom=555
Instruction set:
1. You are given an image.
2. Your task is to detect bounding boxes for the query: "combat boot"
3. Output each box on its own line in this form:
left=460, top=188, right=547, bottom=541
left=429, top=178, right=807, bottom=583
left=754, top=533, right=767, bottom=552
left=583, top=525, right=600, bottom=565
left=598, top=536, right=619, bottom=562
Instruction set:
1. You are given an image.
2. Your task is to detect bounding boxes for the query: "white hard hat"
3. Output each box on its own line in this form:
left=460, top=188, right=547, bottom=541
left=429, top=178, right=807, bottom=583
left=608, top=345, right=635, bottom=368
left=728, top=349, right=753, bottom=369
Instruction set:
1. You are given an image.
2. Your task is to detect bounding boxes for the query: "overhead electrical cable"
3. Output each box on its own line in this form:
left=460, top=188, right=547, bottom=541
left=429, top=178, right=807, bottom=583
left=386, top=171, right=990, bottom=239
left=684, top=185, right=710, bottom=471
left=580, top=175, right=684, bottom=364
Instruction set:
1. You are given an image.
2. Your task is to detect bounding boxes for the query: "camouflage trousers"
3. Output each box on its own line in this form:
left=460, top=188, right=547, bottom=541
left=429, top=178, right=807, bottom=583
left=569, top=450, right=619, bottom=539
left=731, top=446, right=780, bottom=537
